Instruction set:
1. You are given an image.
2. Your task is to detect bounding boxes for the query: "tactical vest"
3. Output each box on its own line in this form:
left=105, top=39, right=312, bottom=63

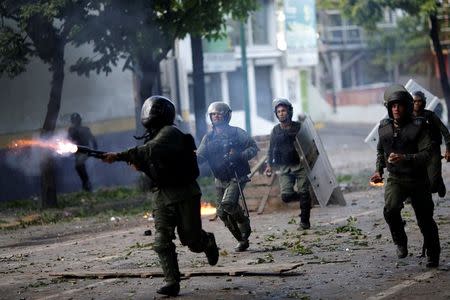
left=270, top=122, right=301, bottom=166
left=204, top=126, right=251, bottom=181
left=143, top=127, right=199, bottom=187
left=378, top=118, right=426, bottom=178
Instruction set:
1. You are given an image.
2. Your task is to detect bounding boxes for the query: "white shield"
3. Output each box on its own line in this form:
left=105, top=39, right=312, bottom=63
left=294, top=116, right=346, bottom=207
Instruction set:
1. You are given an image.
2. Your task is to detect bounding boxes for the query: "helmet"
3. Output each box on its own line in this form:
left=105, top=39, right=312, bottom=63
left=141, top=96, right=175, bottom=130
left=70, top=113, right=82, bottom=126
left=413, top=90, right=427, bottom=109
left=383, top=84, right=407, bottom=107
left=272, top=98, right=293, bottom=121
left=207, top=101, right=232, bottom=125
left=384, top=85, right=413, bottom=119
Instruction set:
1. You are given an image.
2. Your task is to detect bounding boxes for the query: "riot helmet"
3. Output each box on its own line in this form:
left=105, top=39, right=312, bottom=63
left=141, top=96, right=175, bottom=130
left=384, top=85, right=413, bottom=119
left=413, top=91, right=427, bottom=110
left=207, top=101, right=232, bottom=126
left=70, top=113, right=82, bottom=126
left=272, top=98, right=293, bottom=121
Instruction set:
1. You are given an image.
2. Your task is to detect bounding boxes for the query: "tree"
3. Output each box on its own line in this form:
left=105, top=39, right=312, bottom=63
left=70, top=0, right=258, bottom=138
left=330, top=0, right=450, bottom=123
left=0, top=1, right=90, bottom=207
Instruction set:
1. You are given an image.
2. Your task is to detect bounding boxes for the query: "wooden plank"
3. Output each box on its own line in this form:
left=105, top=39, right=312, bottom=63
left=257, top=175, right=276, bottom=215
left=49, top=263, right=303, bottom=279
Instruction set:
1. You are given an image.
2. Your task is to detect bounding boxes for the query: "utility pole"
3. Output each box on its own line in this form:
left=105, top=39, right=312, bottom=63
left=239, top=21, right=252, bottom=135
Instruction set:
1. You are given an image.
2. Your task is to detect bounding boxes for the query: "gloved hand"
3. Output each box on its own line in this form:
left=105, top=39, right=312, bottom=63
left=225, top=149, right=241, bottom=164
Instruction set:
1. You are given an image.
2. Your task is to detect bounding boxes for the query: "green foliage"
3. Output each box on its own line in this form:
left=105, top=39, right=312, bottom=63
left=0, top=186, right=152, bottom=228
left=70, top=0, right=258, bottom=77
left=283, top=239, right=313, bottom=255
left=333, top=0, right=438, bottom=75
left=336, top=216, right=363, bottom=236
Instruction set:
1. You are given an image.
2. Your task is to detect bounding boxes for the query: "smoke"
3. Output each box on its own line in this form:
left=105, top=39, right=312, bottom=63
left=4, top=130, right=72, bottom=177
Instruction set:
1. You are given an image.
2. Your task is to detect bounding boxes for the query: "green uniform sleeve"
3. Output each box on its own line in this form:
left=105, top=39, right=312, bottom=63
left=196, top=135, right=208, bottom=164
left=267, top=128, right=275, bottom=166
left=237, top=129, right=259, bottom=161
left=375, top=136, right=385, bottom=176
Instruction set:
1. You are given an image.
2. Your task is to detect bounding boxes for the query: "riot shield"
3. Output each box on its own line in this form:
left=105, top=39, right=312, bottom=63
left=294, top=116, right=346, bottom=207
left=364, top=79, right=448, bottom=150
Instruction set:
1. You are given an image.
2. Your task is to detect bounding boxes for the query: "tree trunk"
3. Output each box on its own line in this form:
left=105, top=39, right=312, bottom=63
left=430, top=13, right=450, bottom=124
left=190, top=36, right=207, bottom=142
left=133, top=58, right=160, bottom=141
left=40, top=45, right=65, bottom=208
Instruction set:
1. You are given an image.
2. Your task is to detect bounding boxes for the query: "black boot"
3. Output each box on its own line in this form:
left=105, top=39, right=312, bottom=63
left=204, top=233, right=219, bottom=266
left=426, top=255, right=439, bottom=268
left=157, top=282, right=180, bottom=296
left=235, top=240, right=249, bottom=252
left=396, top=244, right=408, bottom=258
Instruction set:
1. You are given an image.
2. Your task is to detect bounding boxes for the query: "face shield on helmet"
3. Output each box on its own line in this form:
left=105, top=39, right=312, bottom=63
left=141, top=96, right=175, bottom=130
left=207, top=101, right=232, bottom=126
left=272, top=98, right=293, bottom=122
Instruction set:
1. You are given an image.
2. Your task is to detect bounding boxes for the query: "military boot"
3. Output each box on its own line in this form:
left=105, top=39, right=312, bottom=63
left=235, top=239, right=249, bottom=252
left=237, top=219, right=252, bottom=240
left=157, top=252, right=180, bottom=295
left=204, top=233, right=219, bottom=266
left=396, top=244, right=408, bottom=259
left=426, top=255, right=439, bottom=268
left=156, top=282, right=180, bottom=296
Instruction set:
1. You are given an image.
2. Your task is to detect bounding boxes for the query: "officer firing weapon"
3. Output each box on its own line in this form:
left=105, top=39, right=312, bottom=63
left=75, top=145, right=106, bottom=158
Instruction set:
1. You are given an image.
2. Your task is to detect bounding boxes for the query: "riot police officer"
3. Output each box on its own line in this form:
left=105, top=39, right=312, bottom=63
left=370, top=85, right=440, bottom=268
left=67, top=113, right=98, bottom=191
left=412, top=90, right=450, bottom=197
left=264, top=98, right=312, bottom=229
left=102, top=96, right=219, bottom=296
left=197, top=102, right=259, bottom=252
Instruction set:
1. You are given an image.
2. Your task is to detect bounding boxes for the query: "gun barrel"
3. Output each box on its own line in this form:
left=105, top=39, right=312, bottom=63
left=76, top=145, right=106, bottom=158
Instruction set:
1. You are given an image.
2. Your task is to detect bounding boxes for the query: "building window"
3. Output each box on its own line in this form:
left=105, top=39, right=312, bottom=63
left=227, top=68, right=244, bottom=111
left=251, top=0, right=270, bottom=45
left=226, top=0, right=270, bottom=47
left=255, top=66, right=273, bottom=121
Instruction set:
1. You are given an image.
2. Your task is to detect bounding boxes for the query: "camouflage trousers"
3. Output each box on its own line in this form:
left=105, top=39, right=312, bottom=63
left=278, top=164, right=311, bottom=223
left=384, top=176, right=440, bottom=258
left=152, top=194, right=211, bottom=284
left=215, top=177, right=251, bottom=242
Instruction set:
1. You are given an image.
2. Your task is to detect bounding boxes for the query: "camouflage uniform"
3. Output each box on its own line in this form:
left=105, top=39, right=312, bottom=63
left=376, top=114, right=440, bottom=266
left=117, top=125, right=217, bottom=286
left=68, top=119, right=98, bottom=191
left=197, top=125, right=258, bottom=248
left=267, top=121, right=311, bottom=226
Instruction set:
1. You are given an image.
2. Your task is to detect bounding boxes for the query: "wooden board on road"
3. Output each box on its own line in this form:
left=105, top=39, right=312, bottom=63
left=50, top=262, right=304, bottom=279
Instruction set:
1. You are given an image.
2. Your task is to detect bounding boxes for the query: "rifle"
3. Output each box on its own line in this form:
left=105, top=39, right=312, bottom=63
left=234, top=169, right=250, bottom=217
left=75, top=145, right=106, bottom=158
left=225, top=153, right=250, bottom=217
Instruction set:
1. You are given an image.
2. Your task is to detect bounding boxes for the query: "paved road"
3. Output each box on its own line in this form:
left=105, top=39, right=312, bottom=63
left=1, top=122, right=449, bottom=300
